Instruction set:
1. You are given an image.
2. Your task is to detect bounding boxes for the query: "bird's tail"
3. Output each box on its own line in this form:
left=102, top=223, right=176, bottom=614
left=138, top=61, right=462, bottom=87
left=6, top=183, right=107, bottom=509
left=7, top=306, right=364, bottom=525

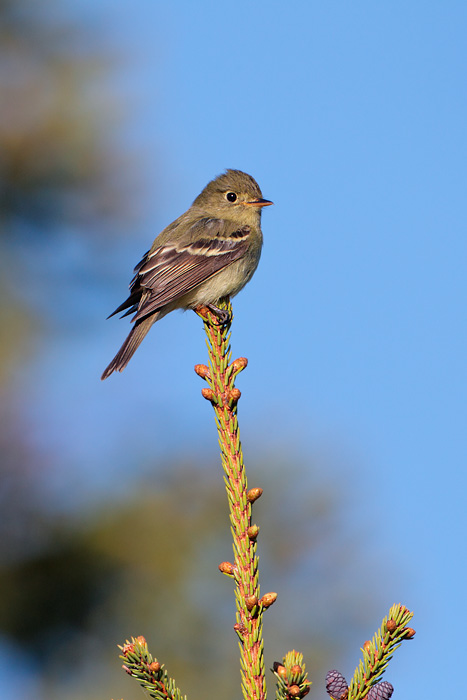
left=101, top=315, right=157, bottom=380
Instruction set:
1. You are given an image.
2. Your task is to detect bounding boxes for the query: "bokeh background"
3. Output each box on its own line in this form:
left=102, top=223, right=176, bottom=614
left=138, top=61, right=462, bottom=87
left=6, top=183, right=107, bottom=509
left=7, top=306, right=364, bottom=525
left=1, top=2, right=465, bottom=699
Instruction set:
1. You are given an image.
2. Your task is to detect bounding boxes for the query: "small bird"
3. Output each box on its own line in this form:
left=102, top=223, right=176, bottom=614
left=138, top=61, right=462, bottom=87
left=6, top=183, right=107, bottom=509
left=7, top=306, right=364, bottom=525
left=101, top=169, right=272, bottom=379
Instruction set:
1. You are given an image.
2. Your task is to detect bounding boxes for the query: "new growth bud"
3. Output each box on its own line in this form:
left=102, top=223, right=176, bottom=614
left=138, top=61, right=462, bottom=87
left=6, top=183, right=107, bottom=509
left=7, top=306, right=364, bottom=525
left=260, top=592, right=277, bottom=608
left=247, top=524, right=260, bottom=540
left=228, top=387, right=241, bottom=404
left=194, top=364, right=211, bottom=380
left=386, top=618, right=397, bottom=633
left=231, top=357, right=248, bottom=373
left=247, top=487, right=263, bottom=503
left=218, top=561, right=236, bottom=576
left=245, top=594, right=258, bottom=611
left=201, top=387, right=215, bottom=401
left=288, top=684, right=301, bottom=697
left=273, top=662, right=288, bottom=680
left=233, top=622, right=246, bottom=637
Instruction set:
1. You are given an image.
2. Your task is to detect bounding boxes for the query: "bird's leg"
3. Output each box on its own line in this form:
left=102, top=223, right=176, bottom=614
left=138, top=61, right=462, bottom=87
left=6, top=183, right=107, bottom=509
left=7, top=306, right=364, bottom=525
left=206, top=303, right=231, bottom=324
left=194, top=303, right=231, bottom=326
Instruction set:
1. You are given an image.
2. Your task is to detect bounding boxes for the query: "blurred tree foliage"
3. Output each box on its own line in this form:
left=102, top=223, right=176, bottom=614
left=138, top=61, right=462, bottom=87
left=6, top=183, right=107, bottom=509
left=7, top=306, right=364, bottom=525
left=0, top=0, right=140, bottom=561
left=0, top=0, right=139, bottom=388
left=0, top=461, right=376, bottom=700
left=0, top=6, right=147, bottom=698
left=0, top=0, right=132, bottom=238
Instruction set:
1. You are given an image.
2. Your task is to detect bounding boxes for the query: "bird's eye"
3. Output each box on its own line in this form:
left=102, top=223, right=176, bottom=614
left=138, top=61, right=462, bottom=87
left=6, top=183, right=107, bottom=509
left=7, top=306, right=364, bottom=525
left=226, top=192, right=237, bottom=202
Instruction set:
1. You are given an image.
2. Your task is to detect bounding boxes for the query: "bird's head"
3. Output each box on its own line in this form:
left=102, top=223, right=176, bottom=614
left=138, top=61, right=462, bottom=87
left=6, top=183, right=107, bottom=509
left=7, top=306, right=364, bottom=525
left=192, top=169, right=273, bottom=225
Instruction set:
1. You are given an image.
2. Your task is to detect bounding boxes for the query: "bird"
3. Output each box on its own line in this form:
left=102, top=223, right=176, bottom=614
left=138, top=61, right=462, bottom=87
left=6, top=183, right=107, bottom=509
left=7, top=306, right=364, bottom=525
left=101, top=169, right=272, bottom=379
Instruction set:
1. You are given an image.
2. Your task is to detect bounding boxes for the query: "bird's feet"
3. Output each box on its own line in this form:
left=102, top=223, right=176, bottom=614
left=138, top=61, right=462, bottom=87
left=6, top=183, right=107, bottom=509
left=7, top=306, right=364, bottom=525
left=195, top=303, right=232, bottom=326
left=207, top=303, right=231, bottom=325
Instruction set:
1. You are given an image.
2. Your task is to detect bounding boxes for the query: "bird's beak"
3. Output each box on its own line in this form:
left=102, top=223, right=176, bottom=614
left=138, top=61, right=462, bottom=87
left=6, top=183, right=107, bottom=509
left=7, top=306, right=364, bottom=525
left=243, top=198, right=274, bottom=207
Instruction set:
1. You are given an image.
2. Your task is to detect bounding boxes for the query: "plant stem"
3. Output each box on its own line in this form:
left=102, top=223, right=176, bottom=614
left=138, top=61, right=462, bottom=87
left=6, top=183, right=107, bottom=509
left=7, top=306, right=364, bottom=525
left=196, top=300, right=266, bottom=700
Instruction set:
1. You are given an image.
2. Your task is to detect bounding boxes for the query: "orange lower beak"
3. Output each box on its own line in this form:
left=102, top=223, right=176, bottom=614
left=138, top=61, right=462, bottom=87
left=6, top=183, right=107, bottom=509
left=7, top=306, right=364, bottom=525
left=244, top=198, right=273, bottom=207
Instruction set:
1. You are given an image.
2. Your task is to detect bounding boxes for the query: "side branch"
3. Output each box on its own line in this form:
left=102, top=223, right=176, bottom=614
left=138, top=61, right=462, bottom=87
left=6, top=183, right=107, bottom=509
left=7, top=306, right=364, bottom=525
left=119, top=636, right=187, bottom=700
left=325, top=603, right=415, bottom=700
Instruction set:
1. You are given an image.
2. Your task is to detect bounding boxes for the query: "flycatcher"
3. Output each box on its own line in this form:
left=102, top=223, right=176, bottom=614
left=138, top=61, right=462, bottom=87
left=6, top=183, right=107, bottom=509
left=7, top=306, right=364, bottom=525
left=101, top=169, right=272, bottom=379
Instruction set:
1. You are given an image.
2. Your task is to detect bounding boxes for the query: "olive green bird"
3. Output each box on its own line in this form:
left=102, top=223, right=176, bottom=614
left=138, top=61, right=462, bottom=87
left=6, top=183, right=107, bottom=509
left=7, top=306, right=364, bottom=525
left=101, top=169, right=272, bottom=379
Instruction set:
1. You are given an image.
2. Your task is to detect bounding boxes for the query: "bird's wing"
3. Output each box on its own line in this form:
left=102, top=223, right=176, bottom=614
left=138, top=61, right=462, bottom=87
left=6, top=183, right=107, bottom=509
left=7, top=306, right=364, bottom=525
left=130, top=218, right=251, bottom=322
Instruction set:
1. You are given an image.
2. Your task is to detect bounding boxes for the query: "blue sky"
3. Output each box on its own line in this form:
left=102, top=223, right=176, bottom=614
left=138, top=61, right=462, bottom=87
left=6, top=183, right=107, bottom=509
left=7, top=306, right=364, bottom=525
left=11, top=2, right=467, bottom=698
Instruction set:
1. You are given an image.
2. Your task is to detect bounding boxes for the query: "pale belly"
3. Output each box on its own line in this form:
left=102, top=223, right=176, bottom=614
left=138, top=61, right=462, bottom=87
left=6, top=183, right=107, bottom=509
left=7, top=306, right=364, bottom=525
left=177, top=254, right=260, bottom=309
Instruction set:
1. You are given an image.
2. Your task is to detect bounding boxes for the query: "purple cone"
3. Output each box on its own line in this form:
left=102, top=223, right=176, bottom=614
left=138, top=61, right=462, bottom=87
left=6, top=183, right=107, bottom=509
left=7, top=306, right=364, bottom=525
left=367, top=681, right=394, bottom=700
left=325, top=670, right=348, bottom=699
